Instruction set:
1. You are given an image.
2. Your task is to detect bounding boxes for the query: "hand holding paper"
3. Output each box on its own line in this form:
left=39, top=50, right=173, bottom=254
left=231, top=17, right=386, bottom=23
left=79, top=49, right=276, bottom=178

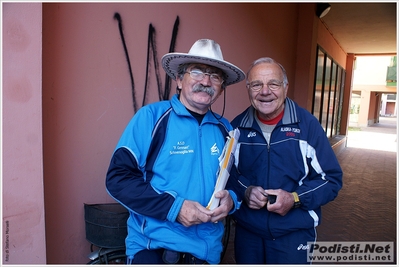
left=206, top=128, right=240, bottom=210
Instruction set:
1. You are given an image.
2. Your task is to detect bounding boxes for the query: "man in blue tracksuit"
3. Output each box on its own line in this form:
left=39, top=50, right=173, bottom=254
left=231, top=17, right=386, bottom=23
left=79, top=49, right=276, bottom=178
left=105, top=39, right=245, bottom=264
left=226, top=57, right=343, bottom=264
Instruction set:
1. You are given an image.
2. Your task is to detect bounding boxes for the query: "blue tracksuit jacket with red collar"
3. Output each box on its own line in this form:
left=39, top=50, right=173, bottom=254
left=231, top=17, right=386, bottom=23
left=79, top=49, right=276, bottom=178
left=227, top=97, right=343, bottom=239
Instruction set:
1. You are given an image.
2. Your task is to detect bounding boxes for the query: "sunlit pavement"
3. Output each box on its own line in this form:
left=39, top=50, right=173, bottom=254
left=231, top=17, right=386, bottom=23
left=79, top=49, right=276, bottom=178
left=347, top=116, right=397, bottom=152
left=312, top=115, right=397, bottom=264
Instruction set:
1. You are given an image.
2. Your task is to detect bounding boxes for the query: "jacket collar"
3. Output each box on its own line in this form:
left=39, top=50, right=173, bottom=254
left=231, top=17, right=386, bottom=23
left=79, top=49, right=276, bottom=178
left=170, top=93, right=222, bottom=124
left=239, top=97, right=299, bottom=128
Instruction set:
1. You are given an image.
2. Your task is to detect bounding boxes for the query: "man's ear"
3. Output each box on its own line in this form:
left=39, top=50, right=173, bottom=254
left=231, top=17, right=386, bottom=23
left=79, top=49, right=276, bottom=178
left=284, top=83, right=289, bottom=97
left=176, top=78, right=182, bottom=89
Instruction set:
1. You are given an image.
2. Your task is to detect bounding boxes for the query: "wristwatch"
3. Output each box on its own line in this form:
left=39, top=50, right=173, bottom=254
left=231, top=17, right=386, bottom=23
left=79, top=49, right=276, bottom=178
left=292, top=192, right=301, bottom=208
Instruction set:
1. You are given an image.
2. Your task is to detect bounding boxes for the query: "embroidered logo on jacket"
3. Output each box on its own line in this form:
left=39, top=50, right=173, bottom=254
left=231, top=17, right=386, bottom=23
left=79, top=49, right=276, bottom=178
left=211, top=143, right=220, bottom=155
left=247, top=131, right=257, bottom=138
left=297, top=243, right=311, bottom=251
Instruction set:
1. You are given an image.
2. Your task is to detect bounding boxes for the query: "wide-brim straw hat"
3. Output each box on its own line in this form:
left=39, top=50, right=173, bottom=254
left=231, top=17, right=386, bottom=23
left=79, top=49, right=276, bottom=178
left=161, top=39, right=245, bottom=86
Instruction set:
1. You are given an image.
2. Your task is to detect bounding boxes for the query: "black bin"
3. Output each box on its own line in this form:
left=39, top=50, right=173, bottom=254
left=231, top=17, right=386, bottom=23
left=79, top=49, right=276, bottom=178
left=84, top=203, right=129, bottom=248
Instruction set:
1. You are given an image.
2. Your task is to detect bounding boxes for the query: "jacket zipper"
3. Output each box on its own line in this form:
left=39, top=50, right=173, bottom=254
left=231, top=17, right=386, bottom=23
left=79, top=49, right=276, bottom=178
left=266, top=129, right=275, bottom=240
left=198, top=124, right=205, bottom=204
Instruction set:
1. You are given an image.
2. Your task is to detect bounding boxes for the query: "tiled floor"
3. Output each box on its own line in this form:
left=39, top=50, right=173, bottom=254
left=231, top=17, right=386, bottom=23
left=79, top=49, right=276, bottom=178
left=221, top=117, right=397, bottom=264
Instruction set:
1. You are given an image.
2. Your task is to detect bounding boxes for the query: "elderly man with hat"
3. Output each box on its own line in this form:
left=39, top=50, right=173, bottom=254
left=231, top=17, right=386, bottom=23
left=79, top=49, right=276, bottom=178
left=106, top=39, right=245, bottom=264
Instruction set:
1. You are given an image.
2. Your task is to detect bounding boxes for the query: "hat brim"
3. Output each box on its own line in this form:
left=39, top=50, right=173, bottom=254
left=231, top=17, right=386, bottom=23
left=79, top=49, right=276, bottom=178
left=161, top=53, right=245, bottom=86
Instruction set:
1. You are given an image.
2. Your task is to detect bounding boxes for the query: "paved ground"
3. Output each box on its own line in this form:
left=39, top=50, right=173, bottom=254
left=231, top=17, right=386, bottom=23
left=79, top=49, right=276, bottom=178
left=221, top=116, right=397, bottom=264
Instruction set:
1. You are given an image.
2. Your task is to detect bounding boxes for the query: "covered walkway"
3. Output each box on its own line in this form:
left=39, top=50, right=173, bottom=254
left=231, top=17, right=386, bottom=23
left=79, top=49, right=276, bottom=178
left=222, top=116, right=397, bottom=264
left=316, top=116, right=397, bottom=264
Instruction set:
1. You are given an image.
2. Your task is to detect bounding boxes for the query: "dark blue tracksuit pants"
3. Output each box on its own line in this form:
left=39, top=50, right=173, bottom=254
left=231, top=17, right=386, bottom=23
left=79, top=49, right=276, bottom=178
left=234, top=223, right=316, bottom=264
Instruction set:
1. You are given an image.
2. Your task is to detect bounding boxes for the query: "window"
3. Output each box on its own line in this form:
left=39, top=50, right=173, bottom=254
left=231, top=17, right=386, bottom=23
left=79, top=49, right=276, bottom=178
left=312, top=46, right=345, bottom=138
left=312, top=49, right=325, bottom=122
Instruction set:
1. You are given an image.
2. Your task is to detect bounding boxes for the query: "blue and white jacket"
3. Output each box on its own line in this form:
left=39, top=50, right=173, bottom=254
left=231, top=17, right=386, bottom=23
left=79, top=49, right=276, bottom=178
left=106, top=94, right=239, bottom=264
left=227, top=98, right=343, bottom=239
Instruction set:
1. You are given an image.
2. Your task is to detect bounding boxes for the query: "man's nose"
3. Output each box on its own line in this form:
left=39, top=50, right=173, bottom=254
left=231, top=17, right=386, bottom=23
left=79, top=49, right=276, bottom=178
left=200, top=74, right=213, bottom=86
left=260, top=84, right=272, bottom=94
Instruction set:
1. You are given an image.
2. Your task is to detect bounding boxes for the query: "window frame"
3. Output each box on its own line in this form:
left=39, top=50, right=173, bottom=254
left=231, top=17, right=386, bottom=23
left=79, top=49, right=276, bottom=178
left=312, top=46, right=345, bottom=138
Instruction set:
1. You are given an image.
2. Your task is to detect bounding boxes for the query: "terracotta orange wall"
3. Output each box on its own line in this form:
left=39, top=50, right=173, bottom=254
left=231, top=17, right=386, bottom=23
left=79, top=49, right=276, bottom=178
left=2, top=3, right=46, bottom=264
left=42, top=3, right=302, bottom=263
left=317, top=20, right=347, bottom=67
left=3, top=2, right=348, bottom=264
left=294, top=4, right=348, bottom=111
left=368, top=92, right=379, bottom=121
left=294, top=3, right=319, bottom=111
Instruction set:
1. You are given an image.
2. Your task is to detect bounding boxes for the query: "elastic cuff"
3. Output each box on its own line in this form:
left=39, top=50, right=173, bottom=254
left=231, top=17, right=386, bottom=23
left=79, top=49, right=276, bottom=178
left=167, top=196, right=184, bottom=222
left=227, top=190, right=241, bottom=214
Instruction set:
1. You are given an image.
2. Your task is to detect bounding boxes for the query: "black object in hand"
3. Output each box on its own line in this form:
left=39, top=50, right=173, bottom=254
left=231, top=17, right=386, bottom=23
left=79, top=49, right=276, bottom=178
left=268, top=194, right=277, bottom=204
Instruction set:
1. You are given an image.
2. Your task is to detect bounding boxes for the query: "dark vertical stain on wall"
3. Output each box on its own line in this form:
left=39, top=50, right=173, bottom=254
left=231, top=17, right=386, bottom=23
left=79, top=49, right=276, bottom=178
left=164, top=16, right=179, bottom=100
left=113, top=13, right=137, bottom=112
left=143, top=24, right=163, bottom=107
left=114, top=13, right=179, bottom=111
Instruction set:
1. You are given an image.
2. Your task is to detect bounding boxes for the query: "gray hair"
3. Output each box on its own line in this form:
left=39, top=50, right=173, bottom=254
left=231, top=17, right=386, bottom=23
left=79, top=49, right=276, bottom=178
left=246, top=57, right=289, bottom=86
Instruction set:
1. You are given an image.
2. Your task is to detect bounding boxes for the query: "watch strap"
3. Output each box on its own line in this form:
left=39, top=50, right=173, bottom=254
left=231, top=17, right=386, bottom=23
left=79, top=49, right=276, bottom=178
left=292, top=192, right=301, bottom=208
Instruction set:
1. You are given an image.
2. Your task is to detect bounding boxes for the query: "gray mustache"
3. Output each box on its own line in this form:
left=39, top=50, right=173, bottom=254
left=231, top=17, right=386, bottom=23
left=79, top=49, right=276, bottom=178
left=192, top=84, right=215, bottom=97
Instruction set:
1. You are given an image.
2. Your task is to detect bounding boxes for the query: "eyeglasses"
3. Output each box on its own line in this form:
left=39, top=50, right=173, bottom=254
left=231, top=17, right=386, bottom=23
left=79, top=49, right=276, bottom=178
left=185, top=70, right=224, bottom=85
left=247, top=80, right=284, bottom=92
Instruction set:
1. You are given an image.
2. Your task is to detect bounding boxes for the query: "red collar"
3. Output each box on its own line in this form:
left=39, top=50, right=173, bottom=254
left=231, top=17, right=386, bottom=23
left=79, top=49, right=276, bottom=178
left=257, top=110, right=284, bottom=125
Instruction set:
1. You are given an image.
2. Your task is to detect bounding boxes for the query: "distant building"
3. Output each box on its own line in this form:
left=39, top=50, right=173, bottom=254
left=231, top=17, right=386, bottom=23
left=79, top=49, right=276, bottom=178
left=350, top=56, right=397, bottom=127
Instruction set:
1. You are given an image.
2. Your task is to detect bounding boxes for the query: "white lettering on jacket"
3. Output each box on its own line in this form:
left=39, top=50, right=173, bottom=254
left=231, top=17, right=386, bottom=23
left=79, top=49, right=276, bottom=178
left=170, top=141, right=194, bottom=155
left=280, top=127, right=301, bottom=133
